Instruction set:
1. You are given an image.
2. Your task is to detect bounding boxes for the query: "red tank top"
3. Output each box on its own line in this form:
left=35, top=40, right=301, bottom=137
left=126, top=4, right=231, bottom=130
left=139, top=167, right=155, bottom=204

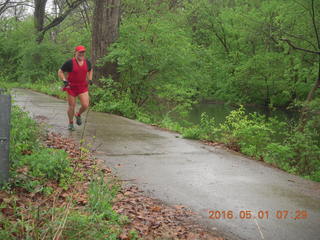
left=67, top=58, right=88, bottom=87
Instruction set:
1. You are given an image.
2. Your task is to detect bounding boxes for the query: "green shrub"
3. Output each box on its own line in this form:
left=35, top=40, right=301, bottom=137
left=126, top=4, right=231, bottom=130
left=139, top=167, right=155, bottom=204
left=0, top=19, right=68, bottom=82
left=88, top=176, right=121, bottom=222
left=9, top=106, right=40, bottom=165
left=159, top=115, right=183, bottom=132
left=182, top=126, right=202, bottom=139
left=198, top=112, right=218, bottom=140
left=218, top=106, right=288, bottom=158
left=182, top=112, right=218, bottom=140
left=264, top=143, right=294, bottom=170
left=232, top=115, right=272, bottom=157
left=90, top=78, right=140, bottom=119
left=136, top=111, right=153, bottom=124
left=23, top=81, right=66, bottom=99
left=218, top=105, right=249, bottom=148
left=288, top=130, right=320, bottom=177
left=62, top=212, right=121, bottom=240
left=20, top=148, right=72, bottom=182
left=0, top=205, right=122, bottom=240
left=181, top=105, right=320, bottom=182
left=106, top=10, right=200, bottom=114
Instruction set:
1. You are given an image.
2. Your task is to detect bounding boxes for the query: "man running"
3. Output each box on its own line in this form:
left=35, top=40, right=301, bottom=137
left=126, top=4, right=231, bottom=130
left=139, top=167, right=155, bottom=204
left=58, top=45, right=93, bottom=131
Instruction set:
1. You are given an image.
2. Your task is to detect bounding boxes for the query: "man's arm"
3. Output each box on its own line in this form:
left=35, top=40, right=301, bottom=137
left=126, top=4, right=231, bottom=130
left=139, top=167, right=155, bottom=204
left=59, top=59, right=72, bottom=86
left=58, top=69, right=68, bottom=87
left=87, top=69, right=93, bottom=85
left=58, top=69, right=66, bottom=81
left=86, top=59, right=93, bottom=85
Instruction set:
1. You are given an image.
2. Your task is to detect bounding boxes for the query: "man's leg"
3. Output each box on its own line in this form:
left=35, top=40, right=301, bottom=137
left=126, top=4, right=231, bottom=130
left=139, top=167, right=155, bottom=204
left=75, top=91, right=89, bottom=125
left=67, top=94, right=76, bottom=123
left=77, top=91, right=89, bottom=116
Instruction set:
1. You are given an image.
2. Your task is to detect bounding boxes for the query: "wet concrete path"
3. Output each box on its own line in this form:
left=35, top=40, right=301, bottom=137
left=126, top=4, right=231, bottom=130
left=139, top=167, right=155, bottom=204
left=12, top=88, right=320, bottom=240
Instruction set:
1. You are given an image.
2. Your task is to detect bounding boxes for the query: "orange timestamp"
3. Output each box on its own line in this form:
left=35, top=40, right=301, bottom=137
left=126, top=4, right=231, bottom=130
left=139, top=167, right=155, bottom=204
left=208, top=210, right=308, bottom=220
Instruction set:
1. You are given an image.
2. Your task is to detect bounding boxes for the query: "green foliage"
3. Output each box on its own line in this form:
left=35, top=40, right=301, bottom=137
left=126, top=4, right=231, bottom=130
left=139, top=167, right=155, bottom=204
left=22, top=81, right=66, bottom=99
left=183, top=0, right=319, bottom=106
left=61, top=211, right=121, bottom=240
left=219, top=107, right=271, bottom=156
left=182, top=126, right=202, bottom=139
left=105, top=6, right=200, bottom=115
left=90, top=78, right=140, bottom=118
left=0, top=19, right=68, bottom=82
left=159, top=114, right=183, bottom=133
left=20, top=148, right=72, bottom=182
left=88, top=175, right=121, bottom=222
left=16, top=41, right=65, bottom=82
left=9, top=106, right=40, bottom=165
left=288, top=98, right=320, bottom=180
left=182, top=112, right=218, bottom=140
left=288, top=130, right=320, bottom=179
left=7, top=106, right=73, bottom=191
left=1, top=107, right=124, bottom=239
left=0, top=205, right=122, bottom=240
left=182, top=105, right=320, bottom=181
left=264, top=143, right=294, bottom=170
left=1, top=0, right=320, bottom=182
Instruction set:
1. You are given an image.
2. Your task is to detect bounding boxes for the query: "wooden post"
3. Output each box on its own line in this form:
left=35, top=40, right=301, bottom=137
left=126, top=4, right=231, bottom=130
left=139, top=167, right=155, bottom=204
left=0, top=89, right=11, bottom=184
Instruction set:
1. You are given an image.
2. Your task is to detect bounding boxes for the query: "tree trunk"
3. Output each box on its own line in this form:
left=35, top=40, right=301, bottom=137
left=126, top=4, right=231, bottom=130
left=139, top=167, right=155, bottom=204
left=91, top=0, right=121, bottom=84
left=34, top=0, right=47, bottom=43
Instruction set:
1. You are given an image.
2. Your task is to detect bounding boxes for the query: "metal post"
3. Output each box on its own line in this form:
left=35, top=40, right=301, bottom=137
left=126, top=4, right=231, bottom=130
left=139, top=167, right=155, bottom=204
left=0, top=89, right=11, bottom=184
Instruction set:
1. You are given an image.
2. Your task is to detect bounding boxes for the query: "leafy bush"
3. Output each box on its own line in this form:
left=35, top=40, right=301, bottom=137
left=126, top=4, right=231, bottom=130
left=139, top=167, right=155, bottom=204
left=90, top=78, right=140, bottom=119
left=288, top=130, right=320, bottom=178
left=159, top=114, right=183, bottom=132
left=9, top=106, right=40, bottom=165
left=20, top=148, right=72, bottom=181
left=0, top=205, right=122, bottom=240
left=182, top=112, right=217, bottom=140
left=62, top=211, right=121, bottom=240
left=88, top=176, right=121, bottom=222
left=16, top=41, right=66, bottom=82
left=22, top=81, right=66, bottom=99
left=106, top=10, right=200, bottom=114
left=182, top=126, right=202, bottom=139
left=218, top=106, right=288, bottom=158
left=7, top=106, right=73, bottom=191
left=0, top=19, right=67, bottom=82
left=1, top=103, right=125, bottom=240
left=264, top=143, right=294, bottom=170
left=181, top=105, right=320, bottom=181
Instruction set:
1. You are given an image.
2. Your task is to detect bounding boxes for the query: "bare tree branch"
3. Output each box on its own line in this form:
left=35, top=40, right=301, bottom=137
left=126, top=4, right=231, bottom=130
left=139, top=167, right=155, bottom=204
left=0, top=0, right=33, bottom=18
left=34, top=0, right=85, bottom=43
left=0, top=0, right=15, bottom=15
left=41, top=0, right=84, bottom=33
left=279, top=30, right=317, bottom=49
left=280, top=38, right=320, bottom=54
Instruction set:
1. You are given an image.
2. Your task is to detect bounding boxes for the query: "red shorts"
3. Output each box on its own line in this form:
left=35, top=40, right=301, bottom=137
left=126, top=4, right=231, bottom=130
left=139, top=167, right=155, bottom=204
left=63, top=85, right=88, bottom=97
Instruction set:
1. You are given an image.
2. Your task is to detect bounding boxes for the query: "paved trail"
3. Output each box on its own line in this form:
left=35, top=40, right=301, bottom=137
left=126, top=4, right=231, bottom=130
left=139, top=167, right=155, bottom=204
left=13, top=88, right=320, bottom=240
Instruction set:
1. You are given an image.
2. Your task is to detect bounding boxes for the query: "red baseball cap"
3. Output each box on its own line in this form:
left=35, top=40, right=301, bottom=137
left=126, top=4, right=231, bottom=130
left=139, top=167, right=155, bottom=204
left=75, top=45, right=86, bottom=52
